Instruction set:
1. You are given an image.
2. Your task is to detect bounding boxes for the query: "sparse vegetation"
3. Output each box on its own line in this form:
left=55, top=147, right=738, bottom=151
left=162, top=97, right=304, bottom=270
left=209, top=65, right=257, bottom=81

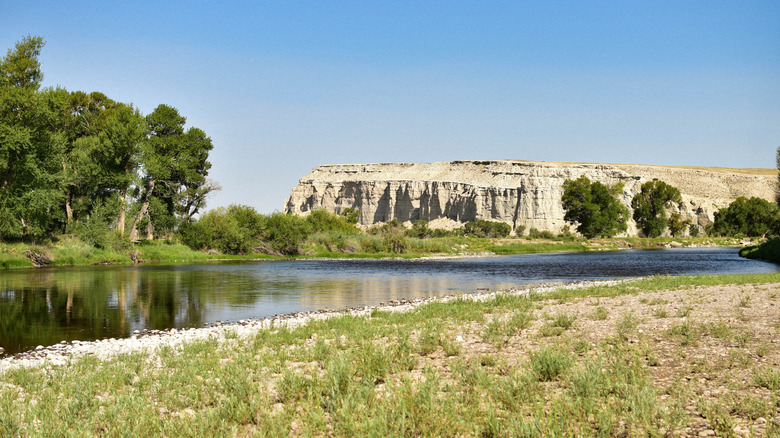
left=2, top=274, right=780, bottom=436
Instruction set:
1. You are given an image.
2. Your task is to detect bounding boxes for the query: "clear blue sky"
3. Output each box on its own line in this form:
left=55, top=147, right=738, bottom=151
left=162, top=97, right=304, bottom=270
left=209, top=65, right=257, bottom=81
left=3, top=1, right=779, bottom=213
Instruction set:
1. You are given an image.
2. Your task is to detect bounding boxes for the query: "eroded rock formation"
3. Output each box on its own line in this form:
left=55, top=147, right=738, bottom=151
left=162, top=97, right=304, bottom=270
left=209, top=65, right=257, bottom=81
left=284, top=161, right=776, bottom=236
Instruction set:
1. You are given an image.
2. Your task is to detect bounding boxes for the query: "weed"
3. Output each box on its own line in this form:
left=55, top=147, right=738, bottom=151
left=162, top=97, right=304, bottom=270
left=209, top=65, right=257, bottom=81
left=734, top=330, right=753, bottom=348
left=615, top=311, right=640, bottom=340
left=442, top=338, right=461, bottom=357
left=675, top=306, right=692, bottom=318
left=737, top=295, right=752, bottom=308
left=590, top=306, right=609, bottom=320
left=754, top=368, right=780, bottom=390
left=667, top=321, right=699, bottom=346
left=703, top=320, right=733, bottom=340
left=652, top=307, right=668, bottom=318
left=529, top=347, right=573, bottom=381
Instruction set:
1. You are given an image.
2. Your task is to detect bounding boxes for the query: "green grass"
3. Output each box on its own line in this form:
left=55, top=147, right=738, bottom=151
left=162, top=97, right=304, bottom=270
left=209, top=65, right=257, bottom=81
left=740, top=238, right=780, bottom=263
left=2, top=273, right=780, bottom=436
left=487, top=241, right=591, bottom=254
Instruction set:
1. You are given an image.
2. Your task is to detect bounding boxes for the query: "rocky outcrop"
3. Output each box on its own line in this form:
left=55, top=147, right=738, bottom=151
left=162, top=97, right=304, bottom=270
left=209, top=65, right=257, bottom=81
left=284, top=161, right=776, bottom=236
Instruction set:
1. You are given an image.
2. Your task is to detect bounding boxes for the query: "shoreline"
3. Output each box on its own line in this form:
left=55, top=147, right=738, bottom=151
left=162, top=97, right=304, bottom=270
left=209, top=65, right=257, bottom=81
left=0, top=278, right=625, bottom=374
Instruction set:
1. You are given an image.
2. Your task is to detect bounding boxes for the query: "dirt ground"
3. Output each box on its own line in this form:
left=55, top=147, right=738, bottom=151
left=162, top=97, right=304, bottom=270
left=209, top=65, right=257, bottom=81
left=418, top=282, right=780, bottom=436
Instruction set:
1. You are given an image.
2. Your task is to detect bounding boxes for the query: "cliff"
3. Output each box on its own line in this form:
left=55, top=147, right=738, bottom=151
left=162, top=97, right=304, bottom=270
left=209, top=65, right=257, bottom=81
left=283, top=160, right=776, bottom=236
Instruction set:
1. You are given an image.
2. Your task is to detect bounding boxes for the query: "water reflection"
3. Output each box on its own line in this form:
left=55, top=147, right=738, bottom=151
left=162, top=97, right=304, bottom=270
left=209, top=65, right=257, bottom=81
left=1, top=248, right=777, bottom=355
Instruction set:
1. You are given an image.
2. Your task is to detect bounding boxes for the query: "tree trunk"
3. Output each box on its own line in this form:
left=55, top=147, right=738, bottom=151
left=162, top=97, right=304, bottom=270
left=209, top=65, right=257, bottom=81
left=146, top=218, right=154, bottom=240
left=117, top=189, right=126, bottom=236
left=129, top=180, right=155, bottom=241
left=65, top=192, right=73, bottom=224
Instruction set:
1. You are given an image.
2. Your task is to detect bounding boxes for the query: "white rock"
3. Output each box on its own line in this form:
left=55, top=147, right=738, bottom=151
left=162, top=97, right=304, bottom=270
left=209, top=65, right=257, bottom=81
left=284, top=160, right=773, bottom=235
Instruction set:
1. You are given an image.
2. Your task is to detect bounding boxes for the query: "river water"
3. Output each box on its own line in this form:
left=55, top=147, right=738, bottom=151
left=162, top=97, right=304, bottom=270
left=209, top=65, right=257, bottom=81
left=1, top=248, right=777, bottom=355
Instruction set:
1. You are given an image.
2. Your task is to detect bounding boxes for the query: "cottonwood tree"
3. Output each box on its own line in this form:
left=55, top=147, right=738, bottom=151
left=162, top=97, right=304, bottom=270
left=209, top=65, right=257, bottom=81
left=130, top=104, right=214, bottom=240
left=0, top=36, right=64, bottom=238
left=631, top=180, right=682, bottom=238
left=561, top=175, right=628, bottom=238
left=711, top=196, right=778, bottom=237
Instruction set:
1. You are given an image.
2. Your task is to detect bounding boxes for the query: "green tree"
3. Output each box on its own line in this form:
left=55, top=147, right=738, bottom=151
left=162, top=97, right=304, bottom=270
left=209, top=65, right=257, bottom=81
left=631, top=180, right=682, bottom=237
left=667, top=213, right=691, bottom=237
left=711, top=196, right=778, bottom=237
left=561, top=176, right=629, bottom=238
left=130, top=105, right=214, bottom=240
left=0, top=36, right=64, bottom=239
left=776, top=146, right=780, bottom=206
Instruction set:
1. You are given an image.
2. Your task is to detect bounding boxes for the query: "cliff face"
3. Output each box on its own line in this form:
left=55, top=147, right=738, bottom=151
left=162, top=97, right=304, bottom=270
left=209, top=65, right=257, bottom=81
left=284, top=161, right=776, bottom=235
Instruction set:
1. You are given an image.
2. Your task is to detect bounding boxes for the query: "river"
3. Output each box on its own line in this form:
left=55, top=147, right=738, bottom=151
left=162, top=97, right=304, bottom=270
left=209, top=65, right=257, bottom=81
left=1, top=248, right=777, bottom=355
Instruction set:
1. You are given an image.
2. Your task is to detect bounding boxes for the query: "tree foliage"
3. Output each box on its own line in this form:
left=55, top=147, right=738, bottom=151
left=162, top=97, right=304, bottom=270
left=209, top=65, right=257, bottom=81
left=561, top=176, right=629, bottom=238
left=561, top=175, right=628, bottom=239
left=631, top=180, right=682, bottom=237
left=0, top=36, right=216, bottom=243
left=463, top=219, right=511, bottom=238
left=710, top=197, right=778, bottom=238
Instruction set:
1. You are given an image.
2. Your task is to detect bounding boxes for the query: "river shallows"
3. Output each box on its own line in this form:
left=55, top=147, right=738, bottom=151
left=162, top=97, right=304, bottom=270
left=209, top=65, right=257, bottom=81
left=1, top=248, right=777, bottom=355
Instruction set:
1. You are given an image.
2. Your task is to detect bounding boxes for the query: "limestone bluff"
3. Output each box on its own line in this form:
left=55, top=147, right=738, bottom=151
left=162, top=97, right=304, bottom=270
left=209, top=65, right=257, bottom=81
left=284, top=160, right=775, bottom=236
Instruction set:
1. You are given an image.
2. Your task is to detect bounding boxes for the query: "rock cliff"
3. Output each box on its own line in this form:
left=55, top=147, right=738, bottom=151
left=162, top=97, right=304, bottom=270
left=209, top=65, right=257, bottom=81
left=284, top=161, right=776, bottom=236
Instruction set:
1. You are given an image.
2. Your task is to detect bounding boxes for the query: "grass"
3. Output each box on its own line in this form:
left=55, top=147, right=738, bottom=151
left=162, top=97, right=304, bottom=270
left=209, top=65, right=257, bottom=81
left=740, top=238, right=780, bottom=263
left=3, top=273, right=780, bottom=436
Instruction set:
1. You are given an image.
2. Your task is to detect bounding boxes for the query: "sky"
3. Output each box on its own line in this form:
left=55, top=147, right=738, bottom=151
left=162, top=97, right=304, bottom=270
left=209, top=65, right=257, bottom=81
left=2, top=1, right=779, bottom=213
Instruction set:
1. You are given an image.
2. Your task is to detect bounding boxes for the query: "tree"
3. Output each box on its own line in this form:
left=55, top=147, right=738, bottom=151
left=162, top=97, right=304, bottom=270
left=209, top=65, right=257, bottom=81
left=711, top=196, right=778, bottom=237
left=0, top=36, right=64, bottom=239
left=130, top=104, right=214, bottom=240
left=667, top=213, right=691, bottom=237
left=631, top=180, right=682, bottom=237
left=561, top=175, right=629, bottom=238
left=776, top=146, right=780, bottom=206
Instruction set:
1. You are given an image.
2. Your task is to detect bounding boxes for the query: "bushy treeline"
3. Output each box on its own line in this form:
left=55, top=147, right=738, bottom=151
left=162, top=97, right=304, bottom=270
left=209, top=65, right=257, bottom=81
left=0, top=36, right=215, bottom=245
left=561, top=176, right=780, bottom=239
left=405, top=219, right=512, bottom=239
left=181, top=207, right=447, bottom=256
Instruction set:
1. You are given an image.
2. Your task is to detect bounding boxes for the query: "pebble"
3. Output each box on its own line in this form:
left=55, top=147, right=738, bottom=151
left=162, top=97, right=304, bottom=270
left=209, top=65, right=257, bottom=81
left=133, top=330, right=140, bottom=335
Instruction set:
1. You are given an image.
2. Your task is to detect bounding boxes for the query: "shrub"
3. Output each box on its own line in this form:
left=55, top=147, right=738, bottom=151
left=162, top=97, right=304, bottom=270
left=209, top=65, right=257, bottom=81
left=529, top=228, right=555, bottom=239
left=711, top=197, right=779, bottom=238
left=463, top=220, right=511, bottom=238
left=406, top=220, right=432, bottom=238
left=306, top=209, right=358, bottom=234
left=179, top=207, right=254, bottom=254
left=339, top=207, right=361, bottom=224
left=263, top=212, right=313, bottom=255
left=667, top=213, right=691, bottom=237
left=529, top=347, right=573, bottom=381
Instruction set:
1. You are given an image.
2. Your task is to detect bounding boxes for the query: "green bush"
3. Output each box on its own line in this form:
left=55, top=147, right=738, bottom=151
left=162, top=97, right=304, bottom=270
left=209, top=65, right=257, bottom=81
left=463, top=220, right=511, bottom=238
left=263, top=212, right=313, bottom=255
left=405, top=220, right=432, bottom=238
left=306, top=209, right=359, bottom=234
left=179, top=207, right=254, bottom=254
left=711, top=197, right=778, bottom=238
left=528, top=228, right=555, bottom=239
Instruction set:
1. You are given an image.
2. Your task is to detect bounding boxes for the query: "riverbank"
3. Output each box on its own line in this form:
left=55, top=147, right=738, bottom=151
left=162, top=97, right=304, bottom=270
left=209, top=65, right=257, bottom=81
left=0, top=235, right=754, bottom=270
left=741, top=239, right=780, bottom=263
left=2, top=273, right=780, bottom=436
